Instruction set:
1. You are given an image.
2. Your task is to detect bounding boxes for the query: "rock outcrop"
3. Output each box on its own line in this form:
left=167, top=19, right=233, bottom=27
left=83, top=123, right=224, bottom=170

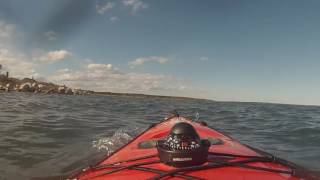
left=58, top=86, right=66, bottom=94
left=0, top=75, right=93, bottom=96
left=5, top=83, right=13, bottom=92
left=19, top=83, right=32, bottom=92
left=65, top=88, right=73, bottom=95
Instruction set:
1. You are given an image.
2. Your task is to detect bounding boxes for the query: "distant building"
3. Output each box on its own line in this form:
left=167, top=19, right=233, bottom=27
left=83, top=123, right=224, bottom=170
left=0, top=64, right=9, bottom=78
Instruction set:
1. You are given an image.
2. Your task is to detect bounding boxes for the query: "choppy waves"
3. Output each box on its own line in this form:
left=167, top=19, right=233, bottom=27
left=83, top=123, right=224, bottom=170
left=0, top=92, right=319, bottom=179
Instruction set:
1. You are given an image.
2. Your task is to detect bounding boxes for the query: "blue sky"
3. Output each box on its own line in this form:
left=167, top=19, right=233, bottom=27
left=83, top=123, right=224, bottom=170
left=0, top=0, right=320, bottom=105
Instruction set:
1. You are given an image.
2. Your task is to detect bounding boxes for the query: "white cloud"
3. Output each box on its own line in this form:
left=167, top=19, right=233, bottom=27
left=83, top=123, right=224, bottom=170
left=38, top=50, right=72, bottom=64
left=0, top=20, right=21, bottom=49
left=200, top=56, right=209, bottom=61
left=110, top=16, right=119, bottom=22
left=88, top=63, right=115, bottom=70
left=0, top=20, right=16, bottom=39
left=0, top=48, right=38, bottom=78
left=96, top=2, right=115, bottom=15
left=48, top=62, right=198, bottom=97
left=123, top=0, right=148, bottom=13
left=0, top=20, right=39, bottom=79
left=44, top=31, right=57, bottom=41
left=57, top=68, right=70, bottom=73
left=129, top=56, right=168, bottom=68
left=0, top=19, right=205, bottom=99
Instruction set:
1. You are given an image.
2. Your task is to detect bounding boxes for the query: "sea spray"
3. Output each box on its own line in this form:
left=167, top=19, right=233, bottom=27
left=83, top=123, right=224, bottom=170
left=92, top=126, right=146, bottom=155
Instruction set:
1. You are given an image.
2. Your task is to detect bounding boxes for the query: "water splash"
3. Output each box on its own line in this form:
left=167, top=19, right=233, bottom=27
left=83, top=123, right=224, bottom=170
left=92, top=126, right=145, bottom=155
left=195, top=112, right=200, bottom=121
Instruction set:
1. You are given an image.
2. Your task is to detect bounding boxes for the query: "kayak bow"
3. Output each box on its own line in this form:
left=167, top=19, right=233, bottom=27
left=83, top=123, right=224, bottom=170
left=68, top=115, right=318, bottom=180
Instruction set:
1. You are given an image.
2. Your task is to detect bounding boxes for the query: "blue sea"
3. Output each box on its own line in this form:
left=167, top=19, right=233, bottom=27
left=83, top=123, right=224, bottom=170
left=0, top=92, right=319, bottom=179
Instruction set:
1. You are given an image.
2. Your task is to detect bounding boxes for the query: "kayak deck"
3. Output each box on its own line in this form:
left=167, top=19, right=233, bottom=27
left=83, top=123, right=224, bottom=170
left=69, top=117, right=310, bottom=180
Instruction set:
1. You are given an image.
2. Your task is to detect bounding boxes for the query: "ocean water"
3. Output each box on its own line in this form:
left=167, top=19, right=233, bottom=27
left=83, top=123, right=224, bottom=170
left=0, top=92, right=319, bottom=179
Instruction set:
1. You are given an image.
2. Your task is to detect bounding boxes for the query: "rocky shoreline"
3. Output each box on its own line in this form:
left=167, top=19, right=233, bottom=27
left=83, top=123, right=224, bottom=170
left=0, top=75, right=93, bottom=95
left=0, top=74, right=206, bottom=101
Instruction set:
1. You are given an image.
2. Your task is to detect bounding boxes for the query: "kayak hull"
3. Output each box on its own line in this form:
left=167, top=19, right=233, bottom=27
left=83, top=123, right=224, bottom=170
left=69, top=116, right=311, bottom=180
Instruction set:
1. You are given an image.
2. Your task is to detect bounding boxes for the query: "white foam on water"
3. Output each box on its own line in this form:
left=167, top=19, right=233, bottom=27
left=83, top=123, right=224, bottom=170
left=92, top=126, right=145, bottom=155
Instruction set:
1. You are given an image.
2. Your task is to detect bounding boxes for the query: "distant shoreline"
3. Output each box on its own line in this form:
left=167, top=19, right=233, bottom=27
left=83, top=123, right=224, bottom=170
left=93, top=91, right=208, bottom=101
left=2, top=75, right=320, bottom=107
left=0, top=74, right=207, bottom=101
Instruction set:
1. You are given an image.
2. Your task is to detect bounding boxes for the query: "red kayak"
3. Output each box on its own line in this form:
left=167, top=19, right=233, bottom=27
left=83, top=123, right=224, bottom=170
left=68, top=115, right=318, bottom=180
